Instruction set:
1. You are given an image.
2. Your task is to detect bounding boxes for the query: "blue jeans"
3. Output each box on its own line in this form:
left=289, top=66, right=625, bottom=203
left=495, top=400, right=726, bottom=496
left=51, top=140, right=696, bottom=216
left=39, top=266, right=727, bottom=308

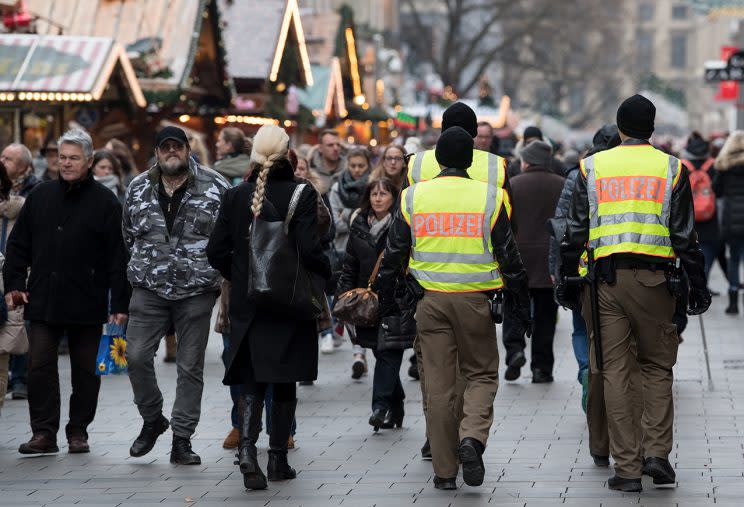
left=729, top=239, right=744, bottom=292
left=265, top=384, right=297, bottom=436
left=221, top=334, right=241, bottom=429
left=571, top=310, right=589, bottom=384
left=700, top=240, right=720, bottom=279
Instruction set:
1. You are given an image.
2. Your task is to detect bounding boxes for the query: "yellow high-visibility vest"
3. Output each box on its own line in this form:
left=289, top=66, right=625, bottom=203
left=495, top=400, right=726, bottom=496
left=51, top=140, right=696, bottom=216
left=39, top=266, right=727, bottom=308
left=401, top=176, right=504, bottom=292
left=407, top=148, right=511, bottom=217
left=582, top=144, right=681, bottom=260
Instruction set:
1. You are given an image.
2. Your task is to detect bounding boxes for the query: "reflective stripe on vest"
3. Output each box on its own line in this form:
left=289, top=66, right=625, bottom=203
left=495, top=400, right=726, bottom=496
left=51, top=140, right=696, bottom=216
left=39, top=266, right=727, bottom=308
left=584, top=145, right=679, bottom=260
left=401, top=177, right=503, bottom=292
left=406, top=149, right=511, bottom=216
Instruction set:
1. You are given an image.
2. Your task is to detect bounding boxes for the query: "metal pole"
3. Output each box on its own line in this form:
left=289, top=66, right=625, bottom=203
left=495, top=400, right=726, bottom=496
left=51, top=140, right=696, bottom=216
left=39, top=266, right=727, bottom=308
left=698, top=314, right=714, bottom=392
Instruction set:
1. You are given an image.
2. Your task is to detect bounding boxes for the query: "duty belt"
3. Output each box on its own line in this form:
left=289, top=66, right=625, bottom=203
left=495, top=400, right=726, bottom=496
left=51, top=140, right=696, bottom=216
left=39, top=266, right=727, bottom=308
left=613, top=259, right=667, bottom=271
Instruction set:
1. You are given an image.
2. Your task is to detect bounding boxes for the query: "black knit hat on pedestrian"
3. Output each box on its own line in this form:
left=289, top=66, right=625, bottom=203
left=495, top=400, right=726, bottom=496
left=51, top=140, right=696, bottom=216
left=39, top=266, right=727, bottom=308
left=523, top=126, right=543, bottom=142
left=441, top=102, right=478, bottom=138
left=682, top=137, right=710, bottom=161
left=435, top=127, right=474, bottom=169
left=616, top=94, right=656, bottom=140
left=520, top=140, right=553, bottom=167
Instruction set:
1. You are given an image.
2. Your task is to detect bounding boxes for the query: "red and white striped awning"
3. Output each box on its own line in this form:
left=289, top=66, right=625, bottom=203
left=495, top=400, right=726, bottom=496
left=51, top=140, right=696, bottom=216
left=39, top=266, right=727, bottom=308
left=0, top=34, right=145, bottom=106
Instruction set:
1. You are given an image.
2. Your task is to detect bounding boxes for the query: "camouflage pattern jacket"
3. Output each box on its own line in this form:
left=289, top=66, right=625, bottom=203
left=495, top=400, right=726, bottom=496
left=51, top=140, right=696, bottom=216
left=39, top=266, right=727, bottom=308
left=123, top=159, right=230, bottom=300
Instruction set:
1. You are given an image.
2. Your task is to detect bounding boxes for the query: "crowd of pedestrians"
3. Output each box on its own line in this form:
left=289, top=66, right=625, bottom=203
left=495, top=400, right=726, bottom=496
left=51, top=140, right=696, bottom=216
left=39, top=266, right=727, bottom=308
left=0, top=98, right=740, bottom=493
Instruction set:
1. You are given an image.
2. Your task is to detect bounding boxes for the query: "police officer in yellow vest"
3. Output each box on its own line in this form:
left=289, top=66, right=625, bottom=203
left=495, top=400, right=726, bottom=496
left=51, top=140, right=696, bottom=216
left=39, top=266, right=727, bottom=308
left=375, top=127, right=530, bottom=490
left=406, top=102, right=513, bottom=462
left=407, top=102, right=512, bottom=216
left=558, top=95, right=710, bottom=492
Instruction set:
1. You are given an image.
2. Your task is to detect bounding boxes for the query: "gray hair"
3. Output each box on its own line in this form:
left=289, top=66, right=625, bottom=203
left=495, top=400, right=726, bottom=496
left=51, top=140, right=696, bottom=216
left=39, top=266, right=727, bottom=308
left=58, top=128, right=93, bottom=159
left=6, top=143, right=32, bottom=169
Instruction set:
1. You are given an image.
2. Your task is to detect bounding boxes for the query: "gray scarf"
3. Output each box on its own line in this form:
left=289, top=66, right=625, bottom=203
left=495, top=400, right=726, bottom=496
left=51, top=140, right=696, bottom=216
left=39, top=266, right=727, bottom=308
left=368, top=212, right=392, bottom=243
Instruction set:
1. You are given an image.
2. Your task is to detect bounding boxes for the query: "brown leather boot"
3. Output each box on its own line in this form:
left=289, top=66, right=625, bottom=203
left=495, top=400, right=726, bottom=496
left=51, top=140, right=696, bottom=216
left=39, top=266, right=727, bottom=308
left=222, top=427, right=239, bottom=449
left=68, top=435, right=90, bottom=453
left=19, top=433, right=59, bottom=454
left=164, top=334, right=177, bottom=363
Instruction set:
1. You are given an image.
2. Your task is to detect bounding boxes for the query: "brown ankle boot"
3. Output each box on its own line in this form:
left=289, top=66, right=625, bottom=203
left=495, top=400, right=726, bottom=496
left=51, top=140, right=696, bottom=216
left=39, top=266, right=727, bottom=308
left=164, top=334, right=177, bottom=363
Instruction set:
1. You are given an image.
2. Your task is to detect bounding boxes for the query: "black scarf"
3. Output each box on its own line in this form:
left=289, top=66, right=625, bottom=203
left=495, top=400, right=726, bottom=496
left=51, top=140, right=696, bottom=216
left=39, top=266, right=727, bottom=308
left=337, top=170, right=368, bottom=209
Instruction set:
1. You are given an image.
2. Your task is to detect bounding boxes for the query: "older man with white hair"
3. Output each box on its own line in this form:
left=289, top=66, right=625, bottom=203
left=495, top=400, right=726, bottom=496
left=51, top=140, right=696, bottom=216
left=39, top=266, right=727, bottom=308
left=3, top=128, right=130, bottom=455
left=1, top=142, right=39, bottom=197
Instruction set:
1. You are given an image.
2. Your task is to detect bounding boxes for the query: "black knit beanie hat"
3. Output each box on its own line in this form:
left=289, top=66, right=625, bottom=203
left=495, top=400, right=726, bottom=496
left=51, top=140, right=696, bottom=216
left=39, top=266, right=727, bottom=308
left=616, top=94, right=655, bottom=140
left=435, top=127, right=474, bottom=169
left=442, top=102, right=478, bottom=138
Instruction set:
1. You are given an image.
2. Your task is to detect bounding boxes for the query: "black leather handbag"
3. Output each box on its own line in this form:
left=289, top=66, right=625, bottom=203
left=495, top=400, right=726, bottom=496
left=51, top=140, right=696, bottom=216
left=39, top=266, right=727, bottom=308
left=247, top=184, right=325, bottom=320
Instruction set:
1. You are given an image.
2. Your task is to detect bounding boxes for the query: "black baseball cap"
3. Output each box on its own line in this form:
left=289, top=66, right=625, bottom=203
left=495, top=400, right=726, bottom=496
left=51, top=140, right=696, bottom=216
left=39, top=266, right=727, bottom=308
left=155, top=126, right=189, bottom=148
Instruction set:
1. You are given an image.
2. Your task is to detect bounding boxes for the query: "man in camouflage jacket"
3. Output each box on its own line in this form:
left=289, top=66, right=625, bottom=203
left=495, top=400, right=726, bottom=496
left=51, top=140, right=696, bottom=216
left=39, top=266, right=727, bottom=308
left=122, top=126, right=229, bottom=465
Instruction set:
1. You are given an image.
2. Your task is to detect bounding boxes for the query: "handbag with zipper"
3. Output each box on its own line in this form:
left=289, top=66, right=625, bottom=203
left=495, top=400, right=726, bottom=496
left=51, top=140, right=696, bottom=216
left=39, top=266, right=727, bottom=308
left=332, top=251, right=384, bottom=328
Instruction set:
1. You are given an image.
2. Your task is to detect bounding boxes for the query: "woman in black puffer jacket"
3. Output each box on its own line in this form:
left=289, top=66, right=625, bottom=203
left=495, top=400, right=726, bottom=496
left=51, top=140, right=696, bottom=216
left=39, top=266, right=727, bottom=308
left=714, top=131, right=744, bottom=314
left=335, top=178, right=412, bottom=431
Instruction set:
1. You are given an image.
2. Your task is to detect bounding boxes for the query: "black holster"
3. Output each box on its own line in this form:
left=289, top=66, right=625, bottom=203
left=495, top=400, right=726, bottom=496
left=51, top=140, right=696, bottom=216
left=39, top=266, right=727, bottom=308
left=664, top=259, right=684, bottom=300
left=488, top=290, right=504, bottom=323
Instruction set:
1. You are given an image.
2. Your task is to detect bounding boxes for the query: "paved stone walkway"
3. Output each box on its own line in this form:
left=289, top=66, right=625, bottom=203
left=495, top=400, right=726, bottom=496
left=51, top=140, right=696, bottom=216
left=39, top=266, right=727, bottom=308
left=1, top=270, right=743, bottom=506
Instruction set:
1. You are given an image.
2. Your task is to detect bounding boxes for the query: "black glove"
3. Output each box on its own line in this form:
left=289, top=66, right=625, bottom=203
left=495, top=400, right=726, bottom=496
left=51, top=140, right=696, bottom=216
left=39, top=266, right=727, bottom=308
left=555, top=277, right=581, bottom=310
left=510, top=292, right=533, bottom=338
left=687, top=286, right=711, bottom=315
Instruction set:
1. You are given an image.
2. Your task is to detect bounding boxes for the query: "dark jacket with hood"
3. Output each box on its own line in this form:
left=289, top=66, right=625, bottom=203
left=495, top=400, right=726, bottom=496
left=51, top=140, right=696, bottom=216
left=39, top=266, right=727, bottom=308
left=4, top=173, right=130, bottom=325
left=713, top=131, right=744, bottom=240
left=561, top=138, right=707, bottom=291
left=207, top=160, right=332, bottom=385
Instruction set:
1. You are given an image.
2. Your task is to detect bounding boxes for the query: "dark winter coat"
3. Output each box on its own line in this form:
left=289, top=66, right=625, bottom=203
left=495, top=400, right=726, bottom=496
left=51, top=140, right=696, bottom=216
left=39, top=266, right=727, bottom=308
left=510, top=165, right=565, bottom=288
left=548, top=165, right=579, bottom=277
left=714, top=132, right=744, bottom=240
left=3, top=174, right=130, bottom=325
left=207, top=160, right=331, bottom=385
left=335, top=209, right=389, bottom=349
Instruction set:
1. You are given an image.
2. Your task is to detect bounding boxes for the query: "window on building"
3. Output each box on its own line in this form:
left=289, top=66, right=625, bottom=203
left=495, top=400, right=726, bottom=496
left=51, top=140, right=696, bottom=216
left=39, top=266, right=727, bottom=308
left=637, top=31, right=654, bottom=71
left=672, top=4, right=688, bottom=19
left=638, top=3, right=655, bottom=19
left=671, top=33, right=687, bottom=68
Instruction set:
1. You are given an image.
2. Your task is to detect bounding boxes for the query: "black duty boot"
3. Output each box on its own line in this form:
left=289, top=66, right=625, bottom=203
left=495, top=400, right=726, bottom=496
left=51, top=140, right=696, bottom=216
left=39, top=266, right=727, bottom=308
left=368, top=408, right=387, bottom=432
left=433, top=476, right=457, bottom=490
left=267, top=399, right=298, bottom=481
left=725, top=290, right=739, bottom=315
left=237, top=393, right=267, bottom=490
left=421, top=439, right=432, bottom=460
left=129, top=414, right=169, bottom=457
left=504, top=351, right=526, bottom=381
left=642, top=457, right=676, bottom=486
left=458, top=437, right=486, bottom=486
left=382, top=401, right=404, bottom=429
left=170, top=435, right=201, bottom=465
left=607, top=475, right=642, bottom=492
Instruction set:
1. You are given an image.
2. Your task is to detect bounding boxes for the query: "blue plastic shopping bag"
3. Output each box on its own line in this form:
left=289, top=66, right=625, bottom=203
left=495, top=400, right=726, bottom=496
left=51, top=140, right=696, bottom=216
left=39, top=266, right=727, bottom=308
left=96, top=322, right=127, bottom=375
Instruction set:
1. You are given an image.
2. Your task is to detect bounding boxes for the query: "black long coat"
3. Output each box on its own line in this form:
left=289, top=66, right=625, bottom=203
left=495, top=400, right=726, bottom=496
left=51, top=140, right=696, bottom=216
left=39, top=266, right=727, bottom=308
left=3, top=174, right=130, bottom=325
left=207, top=161, right=331, bottom=384
left=335, top=210, right=389, bottom=349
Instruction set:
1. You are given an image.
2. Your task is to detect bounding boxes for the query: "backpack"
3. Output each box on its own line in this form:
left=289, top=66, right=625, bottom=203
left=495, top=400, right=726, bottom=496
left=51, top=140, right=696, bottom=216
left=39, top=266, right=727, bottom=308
left=682, top=159, right=715, bottom=222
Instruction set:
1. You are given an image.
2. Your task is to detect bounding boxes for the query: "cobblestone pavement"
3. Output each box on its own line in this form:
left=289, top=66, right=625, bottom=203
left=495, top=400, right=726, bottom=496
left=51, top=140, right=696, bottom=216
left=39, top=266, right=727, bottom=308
left=1, top=271, right=743, bottom=506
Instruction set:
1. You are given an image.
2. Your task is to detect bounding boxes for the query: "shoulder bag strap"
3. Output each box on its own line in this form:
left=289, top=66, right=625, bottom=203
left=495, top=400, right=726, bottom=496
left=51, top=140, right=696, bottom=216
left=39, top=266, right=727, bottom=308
left=367, top=251, right=385, bottom=289
left=283, top=183, right=307, bottom=235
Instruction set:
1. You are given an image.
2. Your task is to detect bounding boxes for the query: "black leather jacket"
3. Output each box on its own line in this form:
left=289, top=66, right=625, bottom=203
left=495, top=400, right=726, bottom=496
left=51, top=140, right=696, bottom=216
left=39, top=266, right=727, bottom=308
left=373, top=167, right=530, bottom=308
left=560, top=139, right=707, bottom=289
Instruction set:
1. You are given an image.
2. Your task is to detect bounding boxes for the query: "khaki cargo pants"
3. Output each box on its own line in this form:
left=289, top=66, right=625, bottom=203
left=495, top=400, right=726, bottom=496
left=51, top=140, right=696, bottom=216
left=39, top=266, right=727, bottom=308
left=582, top=268, right=678, bottom=478
left=416, top=291, right=499, bottom=478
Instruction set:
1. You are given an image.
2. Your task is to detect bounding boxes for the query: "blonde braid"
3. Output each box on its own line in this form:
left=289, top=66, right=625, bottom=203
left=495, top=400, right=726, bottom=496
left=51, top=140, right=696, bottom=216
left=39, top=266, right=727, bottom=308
left=249, top=125, right=290, bottom=217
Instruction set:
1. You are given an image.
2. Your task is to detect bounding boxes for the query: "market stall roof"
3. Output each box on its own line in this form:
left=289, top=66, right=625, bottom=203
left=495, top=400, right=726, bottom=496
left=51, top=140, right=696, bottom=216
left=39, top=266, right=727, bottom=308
left=0, top=34, right=146, bottom=106
left=25, top=0, right=215, bottom=91
left=296, top=58, right=347, bottom=118
left=218, top=0, right=312, bottom=86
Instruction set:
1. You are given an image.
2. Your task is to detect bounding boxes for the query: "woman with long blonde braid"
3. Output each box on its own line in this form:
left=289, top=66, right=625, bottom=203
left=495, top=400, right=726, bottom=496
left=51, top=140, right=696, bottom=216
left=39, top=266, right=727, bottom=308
left=207, top=125, right=331, bottom=492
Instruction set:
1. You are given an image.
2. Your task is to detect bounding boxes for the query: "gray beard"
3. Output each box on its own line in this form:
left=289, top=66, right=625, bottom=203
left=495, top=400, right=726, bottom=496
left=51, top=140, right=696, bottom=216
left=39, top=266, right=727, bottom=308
left=160, top=158, right=188, bottom=176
